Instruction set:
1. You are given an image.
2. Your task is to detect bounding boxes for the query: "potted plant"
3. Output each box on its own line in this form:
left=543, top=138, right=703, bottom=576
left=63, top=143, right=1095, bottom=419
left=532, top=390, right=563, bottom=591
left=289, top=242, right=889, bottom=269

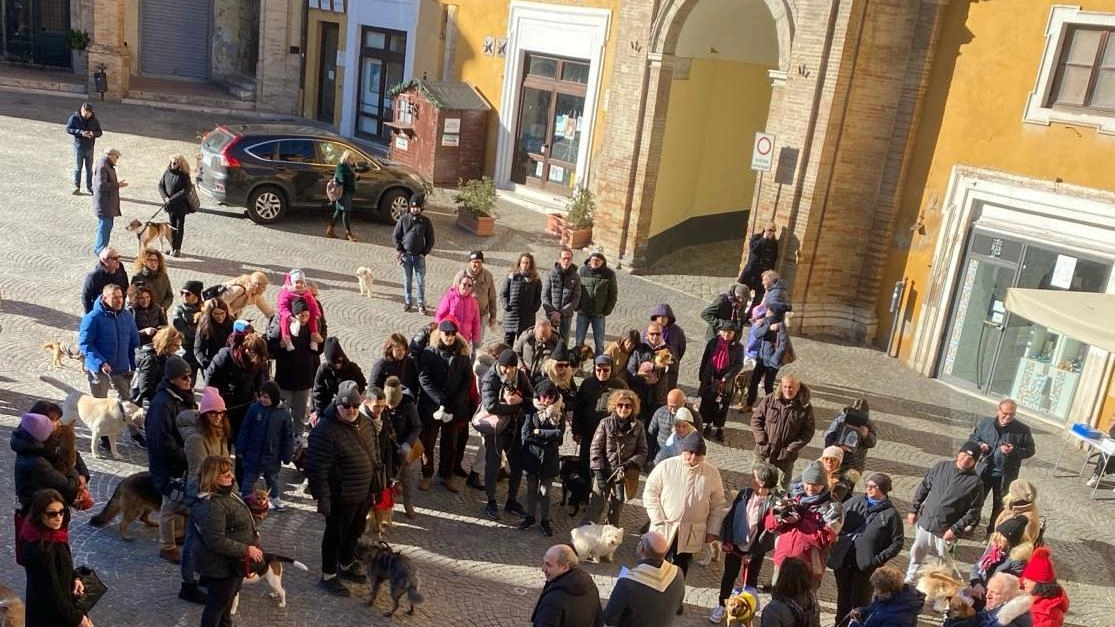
left=65, top=29, right=91, bottom=74
left=455, top=176, right=497, bottom=236
left=561, top=184, right=595, bottom=248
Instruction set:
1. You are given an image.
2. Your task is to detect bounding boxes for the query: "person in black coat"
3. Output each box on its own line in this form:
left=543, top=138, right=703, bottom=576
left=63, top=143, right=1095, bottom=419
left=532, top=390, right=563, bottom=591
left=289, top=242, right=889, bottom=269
left=519, top=380, right=565, bottom=537
left=416, top=320, right=473, bottom=490
left=370, top=332, right=419, bottom=392
left=969, top=399, right=1036, bottom=536
left=128, top=284, right=168, bottom=346
left=571, top=355, right=628, bottom=476
left=501, top=252, right=543, bottom=346
left=700, top=284, right=749, bottom=342
left=391, top=194, right=435, bottom=313
left=737, top=223, right=779, bottom=318
left=698, top=325, right=744, bottom=443
left=19, top=489, right=93, bottom=627
left=313, top=336, right=367, bottom=421
left=267, top=299, right=323, bottom=431
left=130, top=327, right=183, bottom=407
left=384, top=376, right=422, bottom=518
left=204, top=331, right=268, bottom=447
left=531, top=544, right=604, bottom=627
left=172, top=280, right=204, bottom=380
left=831, top=472, right=905, bottom=625
left=193, top=298, right=234, bottom=383
left=306, top=380, right=380, bottom=596
left=158, top=154, right=193, bottom=256
left=11, top=411, right=85, bottom=518
left=145, top=355, right=198, bottom=563
left=81, top=247, right=129, bottom=313
left=479, top=349, right=534, bottom=521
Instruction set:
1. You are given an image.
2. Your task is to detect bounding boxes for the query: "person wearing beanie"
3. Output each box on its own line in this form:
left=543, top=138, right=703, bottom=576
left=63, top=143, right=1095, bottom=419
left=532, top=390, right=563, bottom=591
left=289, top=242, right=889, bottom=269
left=435, top=273, right=481, bottom=345
left=453, top=250, right=498, bottom=343
left=145, top=353, right=198, bottom=565
left=514, top=318, right=559, bottom=382
left=415, top=319, right=473, bottom=493
left=654, top=413, right=699, bottom=465
left=698, top=321, right=743, bottom=442
left=268, top=293, right=323, bottom=431
left=650, top=303, right=687, bottom=391
left=1020, top=547, right=1069, bottom=627
left=501, top=252, right=543, bottom=346
left=700, top=282, right=750, bottom=343
left=519, top=378, right=566, bottom=536
left=969, top=512, right=1033, bottom=609
left=819, top=444, right=859, bottom=503
left=477, top=342, right=535, bottom=520
left=576, top=250, right=618, bottom=356
left=237, top=380, right=293, bottom=513
left=306, top=379, right=381, bottom=596
left=646, top=389, right=697, bottom=465
left=543, top=246, right=581, bottom=347
left=204, top=327, right=268, bottom=449
left=970, top=398, right=1036, bottom=538
left=823, top=398, right=878, bottom=474
left=312, top=336, right=367, bottom=423
left=644, top=431, right=726, bottom=606
left=383, top=375, right=422, bottom=517
left=20, top=412, right=55, bottom=444
left=831, top=470, right=904, bottom=624
left=172, top=280, right=204, bottom=380
left=393, top=190, right=436, bottom=314
left=903, top=442, right=984, bottom=584
left=765, top=460, right=845, bottom=589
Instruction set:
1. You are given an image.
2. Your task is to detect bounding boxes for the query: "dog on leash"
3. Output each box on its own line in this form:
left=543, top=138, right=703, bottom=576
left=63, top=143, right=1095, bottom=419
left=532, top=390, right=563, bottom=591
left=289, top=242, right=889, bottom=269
left=570, top=523, right=624, bottom=563
left=354, top=538, right=425, bottom=617
left=88, top=471, right=161, bottom=540
left=724, top=589, right=759, bottom=627
left=559, top=456, right=591, bottom=518
left=0, top=582, right=25, bottom=627
left=125, top=218, right=174, bottom=255
left=61, top=390, right=145, bottom=459
left=569, top=344, right=595, bottom=377
left=355, top=266, right=375, bottom=298
left=916, top=562, right=976, bottom=619
left=230, top=553, right=309, bottom=615
left=43, top=341, right=84, bottom=368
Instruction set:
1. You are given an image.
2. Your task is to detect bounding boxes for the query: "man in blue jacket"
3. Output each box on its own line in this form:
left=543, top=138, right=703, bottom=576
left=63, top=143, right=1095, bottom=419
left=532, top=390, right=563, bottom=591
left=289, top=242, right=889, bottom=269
left=79, top=283, right=145, bottom=448
left=65, top=102, right=102, bottom=195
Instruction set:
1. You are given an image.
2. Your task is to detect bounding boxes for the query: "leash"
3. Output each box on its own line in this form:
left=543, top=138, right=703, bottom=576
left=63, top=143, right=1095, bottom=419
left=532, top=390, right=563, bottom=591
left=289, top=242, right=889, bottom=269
left=144, top=200, right=169, bottom=223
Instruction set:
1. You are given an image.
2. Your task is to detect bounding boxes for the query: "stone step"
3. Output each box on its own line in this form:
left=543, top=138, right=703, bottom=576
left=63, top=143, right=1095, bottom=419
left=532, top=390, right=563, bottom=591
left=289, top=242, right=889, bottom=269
left=125, top=88, right=257, bottom=111
left=222, top=74, right=257, bottom=101
left=0, top=74, right=87, bottom=96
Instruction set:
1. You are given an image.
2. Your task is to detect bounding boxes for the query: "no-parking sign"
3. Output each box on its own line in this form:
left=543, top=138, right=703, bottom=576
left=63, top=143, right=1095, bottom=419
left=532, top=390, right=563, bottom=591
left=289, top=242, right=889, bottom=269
left=751, top=132, right=775, bottom=172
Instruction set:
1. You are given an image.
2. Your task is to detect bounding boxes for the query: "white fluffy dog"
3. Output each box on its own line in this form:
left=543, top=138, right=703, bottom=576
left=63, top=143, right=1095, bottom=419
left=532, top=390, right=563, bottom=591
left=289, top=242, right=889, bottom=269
left=696, top=539, right=723, bottom=567
left=570, top=523, right=624, bottom=563
left=355, top=266, right=375, bottom=298
left=61, top=390, right=144, bottom=459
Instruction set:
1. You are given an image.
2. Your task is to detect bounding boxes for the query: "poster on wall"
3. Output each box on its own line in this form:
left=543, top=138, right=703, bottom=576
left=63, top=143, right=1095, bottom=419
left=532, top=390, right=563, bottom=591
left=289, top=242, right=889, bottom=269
left=1050, top=254, right=1077, bottom=289
left=395, top=135, right=409, bottom=151
left=441, top=134, right=459, bottom=147
left=444, top=118, right=461, bottom=133
left=563, top=115, right=578, bottom=140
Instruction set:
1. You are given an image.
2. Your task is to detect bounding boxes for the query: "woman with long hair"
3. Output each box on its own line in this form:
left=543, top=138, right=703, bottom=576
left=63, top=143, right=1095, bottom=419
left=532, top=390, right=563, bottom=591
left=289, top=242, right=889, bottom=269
left=189, top=455, right=262, bottom=627
left=204, top=331, right=268, bottom=447
left=218, top=271, right=274, bottom=320
left=159, top=153, right=193, bottom=256
left=19, top=489, right=93, bottom=627
left=131, top=326, right=184, bottom=405
left=760, top=557, right=821, bottom=627
left=500, top=252, right=542, bottom=346
left=193, top=298, right=234, bottom=380
left=370, top=332, right=418, bottom=393
left=603, top=328, right=642, bottom=384
left=326, top=149, right=359, bottom=241
left=127, top=283, right=168, bottom=346
left=131, top=247, right=173, bottom=312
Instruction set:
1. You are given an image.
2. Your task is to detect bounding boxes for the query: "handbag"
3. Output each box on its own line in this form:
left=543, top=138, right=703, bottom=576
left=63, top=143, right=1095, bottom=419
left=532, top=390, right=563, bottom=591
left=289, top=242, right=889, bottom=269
left=73, top=566, right=108, bottom=614
left=471, top=406, right=508, bottom=435
left=402, top=440, right=424, bottom=466
left=780, top=338, right=797, bottom=367
left=326, top=178, right=343, bottom=202
left=186, top=185, right=201, bottom=214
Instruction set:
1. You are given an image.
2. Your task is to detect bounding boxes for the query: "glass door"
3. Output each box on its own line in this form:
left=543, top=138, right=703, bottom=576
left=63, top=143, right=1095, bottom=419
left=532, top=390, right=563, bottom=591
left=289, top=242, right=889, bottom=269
left=940, top=252, right=1018, bottom=391
left=356, top=26, right=406, bottom=144
left=512, top=54, right=589, bottom=195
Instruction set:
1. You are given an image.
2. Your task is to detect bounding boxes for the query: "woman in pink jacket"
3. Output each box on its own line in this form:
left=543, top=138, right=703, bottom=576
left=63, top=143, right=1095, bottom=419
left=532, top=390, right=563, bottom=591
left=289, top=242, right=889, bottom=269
left=436, top=274, right=481, bottom=345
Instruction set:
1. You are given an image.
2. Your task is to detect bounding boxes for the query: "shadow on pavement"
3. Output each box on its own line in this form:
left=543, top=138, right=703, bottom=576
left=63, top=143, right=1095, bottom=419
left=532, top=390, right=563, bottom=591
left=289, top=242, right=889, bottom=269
left=2, top=299, right=82, bottom=333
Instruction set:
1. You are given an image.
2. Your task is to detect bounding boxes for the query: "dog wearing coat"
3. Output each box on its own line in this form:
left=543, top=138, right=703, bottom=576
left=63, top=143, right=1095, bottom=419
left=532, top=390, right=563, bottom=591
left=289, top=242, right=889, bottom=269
left=61, top=390, right=145, bottom=459
left=230, top=553, right=309, bottom=615
left=125, top=218, right=174, bottom=255
left=355, top=266, right=375, bottom=298
left=43, top=341, right=83, bottom=368
left=354, top=538, right=425, bottom=617
left=570, top=523, right=624, bottom=563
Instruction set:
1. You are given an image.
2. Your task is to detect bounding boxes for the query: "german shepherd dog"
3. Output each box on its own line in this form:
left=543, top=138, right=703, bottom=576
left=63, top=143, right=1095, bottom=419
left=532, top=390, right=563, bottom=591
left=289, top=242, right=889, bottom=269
left=354, top=539, right=425, bottom=617
left=89, top=471, right=161, bottom=540
left=230, top=553, right=308, bottom=615
left=559, top=455, right=591, bottom=518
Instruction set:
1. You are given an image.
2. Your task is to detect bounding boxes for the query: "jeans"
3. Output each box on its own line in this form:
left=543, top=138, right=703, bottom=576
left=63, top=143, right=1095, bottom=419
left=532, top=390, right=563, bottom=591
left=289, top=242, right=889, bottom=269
left=581, top=479, right=624, bottom=526
left=700, top=385, right=731, bottom=429
left=401, top=253, right=427, bottom=307
left=575, top=313, right=606, bottom=356
left=73, top=145, right=93, bottom=190
left=280, top=387, right=311, bottom=433
left=241, top=469, right=282, bottom=503
left=419, top=420, right=442, bottom=478
left=169, top=211, right=186, bottom=251
left=180, top=513, right=196, bottom=582
left=330, top=193, right=352, bottom=231
left=321, top=500, right=371, bottom=575
left=438, top=421, right=465, bottom=479
left=94, top=217, right=113, bottom=256
left=904, top=525, right=954, bottom=583
left=198, top=575, right=243, bottom=627
left=557, top=315, right=572, bottom=347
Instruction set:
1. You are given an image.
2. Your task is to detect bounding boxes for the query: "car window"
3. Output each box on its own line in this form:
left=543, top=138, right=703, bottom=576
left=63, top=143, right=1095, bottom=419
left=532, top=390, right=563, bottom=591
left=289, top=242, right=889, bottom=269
left=201, top=127, right=236, bottom=153
left=317, top=141, right=347, bottom=166
left=245, top=140, right=277, bottom=161
left=277, top=139, right=316, bottom=163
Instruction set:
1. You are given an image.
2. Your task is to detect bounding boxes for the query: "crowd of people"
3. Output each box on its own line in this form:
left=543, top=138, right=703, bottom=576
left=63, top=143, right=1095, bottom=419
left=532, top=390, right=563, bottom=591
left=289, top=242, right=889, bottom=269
left=7, top=128, right=1078, bottom=627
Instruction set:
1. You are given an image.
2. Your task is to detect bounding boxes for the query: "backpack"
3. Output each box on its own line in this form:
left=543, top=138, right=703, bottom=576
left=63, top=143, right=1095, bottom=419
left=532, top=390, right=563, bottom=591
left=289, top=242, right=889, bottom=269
left=325, top=178, right=343, bottom=202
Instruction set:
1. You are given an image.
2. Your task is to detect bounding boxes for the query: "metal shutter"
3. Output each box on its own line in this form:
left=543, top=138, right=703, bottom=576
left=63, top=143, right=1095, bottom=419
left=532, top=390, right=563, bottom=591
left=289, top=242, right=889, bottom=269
left=139, top=0, right=211, bottom=79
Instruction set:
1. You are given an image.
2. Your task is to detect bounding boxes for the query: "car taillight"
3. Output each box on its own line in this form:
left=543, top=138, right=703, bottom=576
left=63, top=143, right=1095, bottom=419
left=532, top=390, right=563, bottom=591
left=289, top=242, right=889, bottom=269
left=220, top=138, right=241, bottom=168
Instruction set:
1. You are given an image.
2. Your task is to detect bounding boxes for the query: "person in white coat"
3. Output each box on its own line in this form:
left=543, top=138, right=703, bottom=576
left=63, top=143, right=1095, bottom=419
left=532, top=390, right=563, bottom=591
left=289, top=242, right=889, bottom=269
left=643, top=434, right=727, bottom=610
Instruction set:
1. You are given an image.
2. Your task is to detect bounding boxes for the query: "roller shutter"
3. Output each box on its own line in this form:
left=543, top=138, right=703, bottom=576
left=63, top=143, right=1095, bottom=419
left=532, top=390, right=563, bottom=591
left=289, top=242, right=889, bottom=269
left=139, top=0, right=211, bottom=79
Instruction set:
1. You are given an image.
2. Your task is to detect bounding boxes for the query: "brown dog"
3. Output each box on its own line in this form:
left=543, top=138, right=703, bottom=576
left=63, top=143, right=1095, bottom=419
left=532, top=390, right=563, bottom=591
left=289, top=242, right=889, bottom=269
left=89, top=471, right=161, bottom=540
left=125, top=218, right=174, bottom=255
left=43, top=341, right=83, bottom=368
left=0, top=582, right=25, bottom=627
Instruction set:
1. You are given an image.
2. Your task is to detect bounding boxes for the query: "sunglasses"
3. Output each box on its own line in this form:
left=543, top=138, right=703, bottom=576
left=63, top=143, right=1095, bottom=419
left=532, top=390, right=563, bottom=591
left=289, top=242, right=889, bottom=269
left=461, top=282, right=474, bottom=287
left=615, top=402, right=633, bottom=409
left=443, top=331, right=458, bottom=337
left=647, top=332, right=662, bottom=336
left=866, top=483, right=879, bottom=489
left=207, top=410, right=227, bottom=417
left=106, top=256, right=121, bottom=261
left=340, top=402, right=359, bottom=409
left=45, top=509, right=65, bottom=519
left=554, top=362, right=570, bottom=368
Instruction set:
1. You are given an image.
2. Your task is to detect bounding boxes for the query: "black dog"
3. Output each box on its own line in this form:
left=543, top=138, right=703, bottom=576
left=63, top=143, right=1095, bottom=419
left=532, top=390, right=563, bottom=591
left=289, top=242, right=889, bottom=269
left=354, top=538, right=424, bottom=617
left=559, top=455, right=591, bottom=518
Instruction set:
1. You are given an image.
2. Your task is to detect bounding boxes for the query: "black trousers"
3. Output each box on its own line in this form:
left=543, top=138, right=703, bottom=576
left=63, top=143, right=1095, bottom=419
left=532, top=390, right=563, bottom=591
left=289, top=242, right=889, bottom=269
left=980, top=472, right=1010, bottom=533
left=746, top=362, right=779, bottom=406
left=666, top=536, right=693, bottom=579
left=419, top=420, right=441, bottom=478
left=700, top=385, right=731, bottom=429
left=437, top=421, right=466, bottom=479
left=483, top=423, right=523, bottom=503
left=718, top=549, right=767, bottom=604
left=321, top=500, right=371, bottom=575
left=169, top=211, right=186, bottom=251
left=199, top=575, right=243, bottom=627
left=833, top=565, right=873, bottom=627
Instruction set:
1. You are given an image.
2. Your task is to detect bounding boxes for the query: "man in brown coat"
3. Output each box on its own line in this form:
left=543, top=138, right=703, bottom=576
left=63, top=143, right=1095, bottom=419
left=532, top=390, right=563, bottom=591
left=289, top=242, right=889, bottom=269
left=750, top=374, right=815, bottom=491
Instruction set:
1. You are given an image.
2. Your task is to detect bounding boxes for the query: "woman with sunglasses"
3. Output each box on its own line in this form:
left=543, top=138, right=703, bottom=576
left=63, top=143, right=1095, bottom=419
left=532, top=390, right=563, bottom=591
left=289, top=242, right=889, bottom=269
left=436, top=274, right=482, bottom=347
left=159, top=153, right=194, bottom=257
left=830, top=472, right=903, bottom=625
left=20, top=488, right=94, bottom=627
left=580, top=389, right=648, bottom=527
left=130, top=247, right=174, bottom=312
left=193, top=298, right=234, bottom=383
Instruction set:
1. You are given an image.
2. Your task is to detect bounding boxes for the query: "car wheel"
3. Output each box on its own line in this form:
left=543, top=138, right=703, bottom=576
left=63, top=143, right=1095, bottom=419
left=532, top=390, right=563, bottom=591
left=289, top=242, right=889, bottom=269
left=379, top=188, right=411, bottom=223
left=247, top=186, right=286, bottom=224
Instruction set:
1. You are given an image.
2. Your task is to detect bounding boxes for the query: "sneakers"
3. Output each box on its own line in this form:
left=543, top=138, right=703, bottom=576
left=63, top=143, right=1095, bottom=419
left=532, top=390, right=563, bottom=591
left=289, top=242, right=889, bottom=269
left=160, top=546, right=182, bottom=564
left=319, top=576, right=350, bottom=597
left=709, top=605, right=726, bottom=624
left=418, top=304, right=429, bottom=316
left=170, top=249, right=181, bottom=258
left=484, top=500, right=500, bottom=520
left=505, top=500, right=528, bottom=517
left=178, top=581, right=207, bottom=605
left=539, top=520, right=553, bottom=537
left=72, top=186, right=81, bottom=195
left=1086, top=475, right=1099, bottom=488
left=518, top=516, right=536, bottom=531
left=466, top=471, right=484, bottom=491
left=270, top=497, right=287, bottom=512
left=403, top=303, right=414, bottom=313
left=337, top=563, right=368, bottom=583
left=131, top=431, right=148, bottom=449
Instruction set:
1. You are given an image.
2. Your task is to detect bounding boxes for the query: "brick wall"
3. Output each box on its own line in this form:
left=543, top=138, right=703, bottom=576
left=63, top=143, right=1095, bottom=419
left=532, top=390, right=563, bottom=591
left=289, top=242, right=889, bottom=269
left=255, top=1, right=300, bottom=114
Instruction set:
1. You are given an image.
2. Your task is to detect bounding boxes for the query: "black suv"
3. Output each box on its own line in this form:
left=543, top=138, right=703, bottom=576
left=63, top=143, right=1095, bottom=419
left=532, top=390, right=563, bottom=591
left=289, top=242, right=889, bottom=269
left=196, top=123, right=430, bottom=224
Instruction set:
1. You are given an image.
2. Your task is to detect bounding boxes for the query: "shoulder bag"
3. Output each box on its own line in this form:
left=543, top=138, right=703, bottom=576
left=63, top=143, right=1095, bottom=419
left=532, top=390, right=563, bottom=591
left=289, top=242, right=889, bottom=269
left=186, top=184, right=201, bottom=214
left=74, top=566, right=108, bottom=614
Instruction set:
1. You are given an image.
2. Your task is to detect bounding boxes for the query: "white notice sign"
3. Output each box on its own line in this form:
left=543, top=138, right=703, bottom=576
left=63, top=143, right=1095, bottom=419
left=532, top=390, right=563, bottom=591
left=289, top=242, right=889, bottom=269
left=444, top=118, right=461, bottom=133
left=441, top=134, right=459, bottom=147
left=394, top=135, right=409, bottom=151
left=1050, top=254, right=1077, bottom=289
left=751, top=132, right=775, bottom=171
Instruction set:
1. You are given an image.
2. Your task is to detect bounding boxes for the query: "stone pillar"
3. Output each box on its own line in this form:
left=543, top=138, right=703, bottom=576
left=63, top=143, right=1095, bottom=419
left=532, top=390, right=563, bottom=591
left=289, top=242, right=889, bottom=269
left=255, top=0, right=301, bottom=114
left=86, top=0, right=130, bottom=100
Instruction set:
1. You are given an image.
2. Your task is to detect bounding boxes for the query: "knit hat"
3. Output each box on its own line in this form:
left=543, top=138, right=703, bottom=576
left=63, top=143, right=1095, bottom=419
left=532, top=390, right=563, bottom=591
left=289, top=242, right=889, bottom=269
left=291, top=298, right=308, bottom=315
left=498, top=349, right=519, bottom=367
left=958, top=441, right=983, bottom=461
left=588, top=251, right=606, bottom=264
left=438, top=319, right=458, bottom=334
left=384, top=376, right=404, bottom=407
left=673, top=407, right=695, bottom=423
left=1007, top=479, right=1037, bottom=505
left=182, top=280, right=204, bottom=296
left=336, top=380, right=361, bottom=407
left=822, top=445, right=845, bottom=464
left=19, top=412, right=54, bottom=443
left=551, top=343, right=570, bottom=363
left=594, top=355, right=613, bottom=367
left=1020, top=546, right=1056, bottom=583
left=995, top=515, right=1028, bottom=548
left=288, top=269, right=305, bottom=284
left=410, top=193, right=426, bottom=208
left=165, top=355, right=191, bottom=380
left=535, top=379, right=558, bottom=400
left=258, top=380, right=281, bottom=406
left=198, top=386, right=226, bottom=414
left=679, top=433, right=706, bottom=456
left=233, top=319, right=253, bottom=334
left=865, top=472, right=892, bottom=494
left=801, top=461, right=827, bottom=485
left=468, top=250, right=484, bottom=261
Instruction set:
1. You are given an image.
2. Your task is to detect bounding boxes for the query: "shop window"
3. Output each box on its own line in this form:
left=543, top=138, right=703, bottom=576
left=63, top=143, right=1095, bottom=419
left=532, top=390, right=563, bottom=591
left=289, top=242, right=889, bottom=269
left=1025, top=6, right=1115, bottom=134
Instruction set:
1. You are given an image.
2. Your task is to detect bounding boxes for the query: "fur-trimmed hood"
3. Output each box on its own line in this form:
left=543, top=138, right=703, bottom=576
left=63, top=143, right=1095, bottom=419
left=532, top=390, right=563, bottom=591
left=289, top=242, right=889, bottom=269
left=987, top=593, right=1033, bottom=626
left=428, top=328, right=470, bottom=357
left=776, top=382, right=812, bottom=406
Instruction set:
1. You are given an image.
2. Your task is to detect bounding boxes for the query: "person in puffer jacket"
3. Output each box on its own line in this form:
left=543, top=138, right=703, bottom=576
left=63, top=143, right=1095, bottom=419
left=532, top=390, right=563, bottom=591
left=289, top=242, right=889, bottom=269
left=501, top=253, right=543, bottom=346
left=1020, top=547, right=1068, bottom=627
left=436, top=273, right=482, bottom=346
left=237, top=381, right=293, bottom=510
left=275, top=269, right=324, bottom=351
left=847, top=566, right=925, bottom=627
left=312, top=337, right=367, bottom=420
left=765, top=461, right=844, bottom=590
left=542, top=247, right=581, bottom=344
left=581, top=388, right=648, bottom=527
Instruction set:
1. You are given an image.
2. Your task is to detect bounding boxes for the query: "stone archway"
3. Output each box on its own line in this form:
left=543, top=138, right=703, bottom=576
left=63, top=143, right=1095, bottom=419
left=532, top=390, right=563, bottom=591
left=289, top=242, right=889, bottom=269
left=652, top=0, right=794, bottom=71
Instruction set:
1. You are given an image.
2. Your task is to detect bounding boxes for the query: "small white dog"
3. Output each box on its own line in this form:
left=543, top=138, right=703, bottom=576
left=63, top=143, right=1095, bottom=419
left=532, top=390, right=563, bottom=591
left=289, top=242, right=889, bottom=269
left=570, top=523, right=624, bottom=563
left=61, top=390, right=144, bottom=459
left=696, top=539, right=723, bottom=566
left=355, top=266, right=375, bottom=298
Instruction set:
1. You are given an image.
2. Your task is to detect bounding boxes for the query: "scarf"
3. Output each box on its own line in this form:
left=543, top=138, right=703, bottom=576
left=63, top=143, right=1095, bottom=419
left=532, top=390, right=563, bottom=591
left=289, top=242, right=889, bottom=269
left=215, top=484, right=233, bottom=496
left=978, top=544, right=1006, bottom=575
left=711, top=337, right=730, bottom=372
left=19, top=519, right=69, bottom=545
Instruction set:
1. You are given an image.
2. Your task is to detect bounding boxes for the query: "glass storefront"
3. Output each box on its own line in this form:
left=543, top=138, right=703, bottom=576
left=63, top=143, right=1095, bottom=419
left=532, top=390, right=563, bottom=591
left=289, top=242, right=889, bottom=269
left=940, top=229, right=1111, bottom=421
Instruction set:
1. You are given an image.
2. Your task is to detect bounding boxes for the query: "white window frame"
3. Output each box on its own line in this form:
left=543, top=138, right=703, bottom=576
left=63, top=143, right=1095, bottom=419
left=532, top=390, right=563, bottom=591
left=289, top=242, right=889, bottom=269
left=1024, top=5, right=1115, bottom=134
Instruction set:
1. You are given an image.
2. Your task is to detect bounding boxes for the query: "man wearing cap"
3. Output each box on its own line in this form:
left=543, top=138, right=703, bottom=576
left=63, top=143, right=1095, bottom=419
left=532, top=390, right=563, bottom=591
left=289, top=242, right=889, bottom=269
left=701, top=283, right=749, bottom=342
left=306, top=380, right=381, bottom=596
left=969, top=398, right=1035, bottom=537
left=904, top=442, right=985, bottom=583
left=515, top=318, right=560, bottom=382
left=172, top=280, right=204, bottom=380
left=643, top=435, right=726, bottom=606
left=543, top=246, right=581, bottom=346
left=66, top=102, right=102, bottom=195
left=145, top=354, right=197, bottom=563
left=602, top=530, right=685, bottom=626
left=416, top=319, right=473, bottom=492
left=454, top=250, right=498, bottom=343
left=575, top=251, right=618, bottom=356
left=572, top=355, right=628, bottom=475
left=91, top=147, right=128, bottom=256
left=765, top=460, right=844, bottom=589
left=392, top=193, right=435, bottom=314
left=478, top=348, right=534, bottom=520
left=646, top=389, right=699, bottom=464
left=738, top=223, right=779, bottom=318
left=81, top=246, right=129, bottom=313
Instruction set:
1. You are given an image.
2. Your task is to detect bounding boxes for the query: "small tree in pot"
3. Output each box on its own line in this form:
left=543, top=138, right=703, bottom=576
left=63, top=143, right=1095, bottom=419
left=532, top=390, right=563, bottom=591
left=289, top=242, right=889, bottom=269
left=455, top=176, right=497, bottom=237
left=561, top=184, right=595, bottom=248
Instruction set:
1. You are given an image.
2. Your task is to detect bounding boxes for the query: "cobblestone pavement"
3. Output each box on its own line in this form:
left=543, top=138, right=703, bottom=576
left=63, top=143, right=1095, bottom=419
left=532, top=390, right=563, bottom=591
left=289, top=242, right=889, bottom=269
left=0, top=92, right=1111, bottom=627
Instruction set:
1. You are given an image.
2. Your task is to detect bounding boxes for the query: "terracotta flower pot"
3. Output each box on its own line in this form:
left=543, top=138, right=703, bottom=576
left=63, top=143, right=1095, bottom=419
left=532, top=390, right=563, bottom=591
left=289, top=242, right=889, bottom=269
left=456, top=212, right=496, bottom=237
left=561, top=226, right=592, bottom=249
left=546, top=213, right=567, bottom=237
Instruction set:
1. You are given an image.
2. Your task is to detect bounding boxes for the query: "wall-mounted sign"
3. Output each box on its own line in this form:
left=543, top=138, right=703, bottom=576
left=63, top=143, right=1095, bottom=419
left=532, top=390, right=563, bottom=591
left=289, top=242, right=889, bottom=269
left=1050, top=254, right=1077, bottom=289
left=751, top=132, right=775, bottom=172
left=441, top=134, right=459, bottom=147
left=395, top=135, right=409, bottom=151
left=444, top=118, right=461, bottom=133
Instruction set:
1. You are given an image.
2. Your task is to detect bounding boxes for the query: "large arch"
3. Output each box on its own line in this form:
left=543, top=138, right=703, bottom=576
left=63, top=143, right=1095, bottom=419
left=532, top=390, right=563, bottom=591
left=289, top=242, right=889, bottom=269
left=652, top=0, right=795, bottom=71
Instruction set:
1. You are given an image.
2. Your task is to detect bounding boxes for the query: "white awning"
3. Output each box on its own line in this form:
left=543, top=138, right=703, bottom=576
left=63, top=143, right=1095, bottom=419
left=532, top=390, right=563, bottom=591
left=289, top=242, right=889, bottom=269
left=1004, top=288, right=1115, bottom=352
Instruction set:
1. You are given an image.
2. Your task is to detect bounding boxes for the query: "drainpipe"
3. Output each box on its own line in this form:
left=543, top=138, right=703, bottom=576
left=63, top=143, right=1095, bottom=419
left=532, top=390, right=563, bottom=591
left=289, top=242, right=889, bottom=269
left=297, top=0, right=309, bottom=116
left=442, top=5, right=458, bottom=81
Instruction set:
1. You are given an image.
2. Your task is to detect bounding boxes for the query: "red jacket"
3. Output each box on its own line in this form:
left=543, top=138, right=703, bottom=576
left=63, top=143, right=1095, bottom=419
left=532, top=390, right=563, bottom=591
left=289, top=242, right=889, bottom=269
left=764, top=492, right=841, bottom=580
left=1029, top=588, right=1069, bottom=627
